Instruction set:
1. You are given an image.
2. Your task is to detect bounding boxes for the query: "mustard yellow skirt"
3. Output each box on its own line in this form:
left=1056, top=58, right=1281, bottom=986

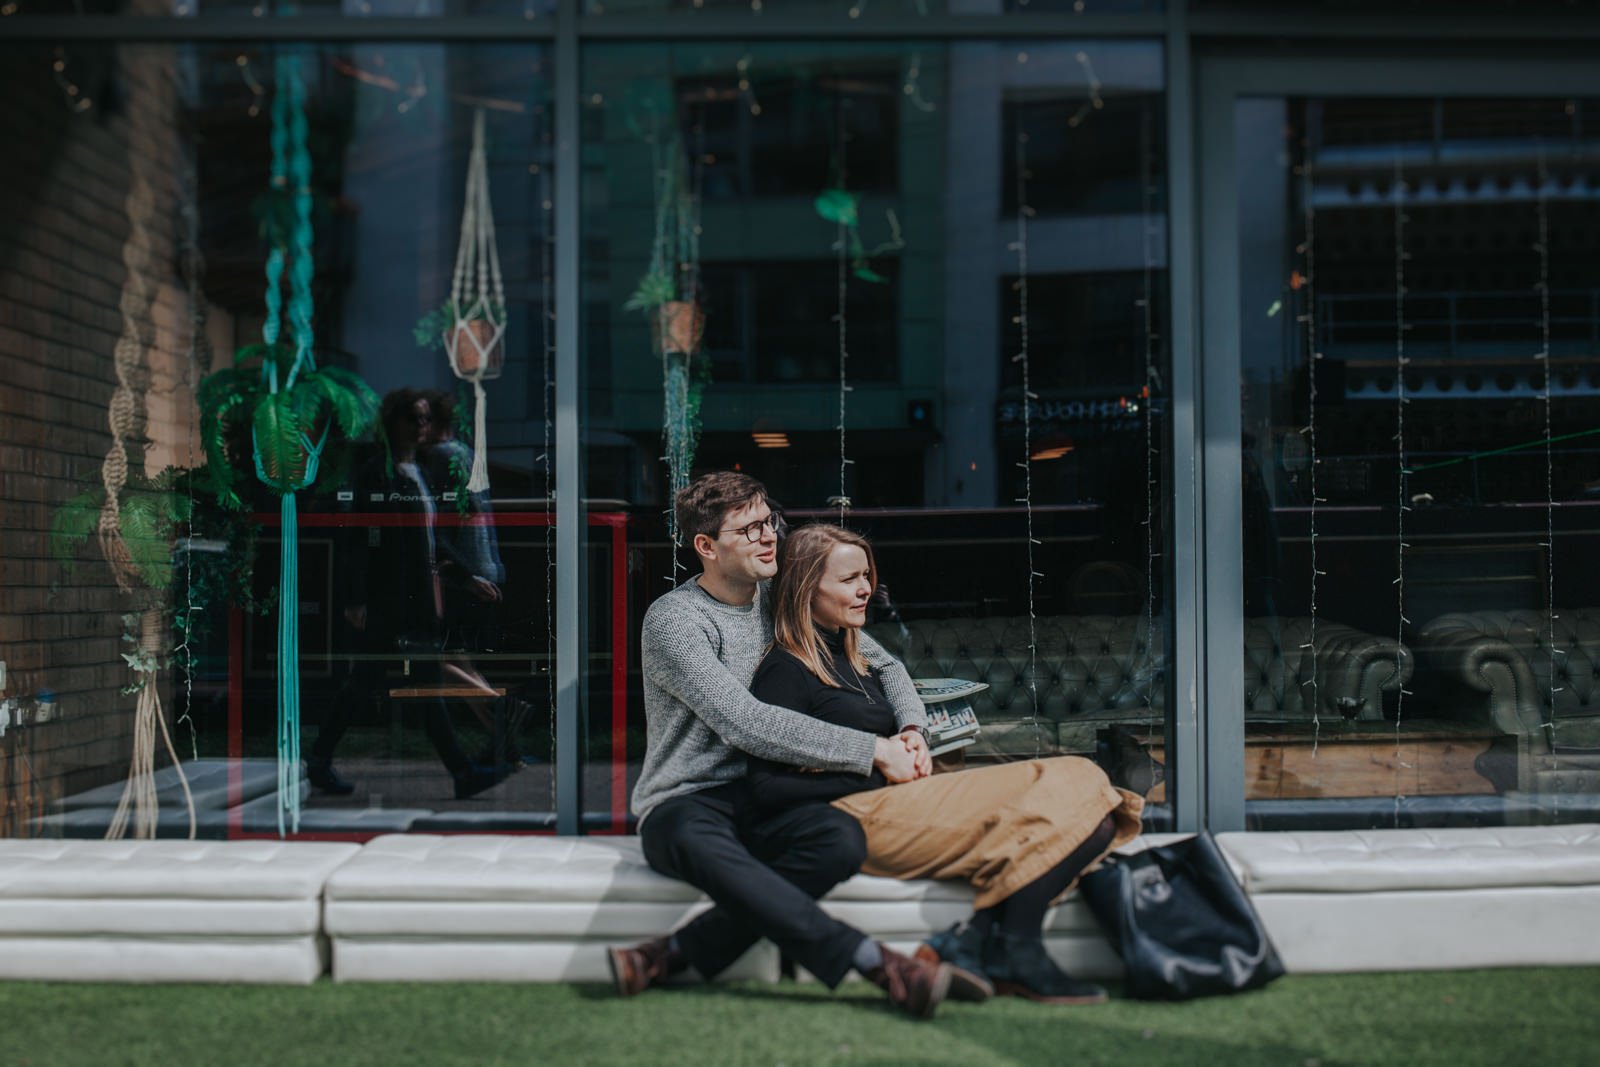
left=830, top=756, right=1144, bottom=910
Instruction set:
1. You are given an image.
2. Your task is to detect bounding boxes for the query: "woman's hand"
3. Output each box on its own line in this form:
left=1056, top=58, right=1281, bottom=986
left=900, top=728, right=932, bottom=778
left=872, top=736, right=921, bottom=783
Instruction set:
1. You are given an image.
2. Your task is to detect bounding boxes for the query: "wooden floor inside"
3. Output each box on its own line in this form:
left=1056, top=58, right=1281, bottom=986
left=1111, top=721, right=1509, bottom=802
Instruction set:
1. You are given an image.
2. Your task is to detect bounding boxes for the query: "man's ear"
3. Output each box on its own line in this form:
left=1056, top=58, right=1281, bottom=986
left=691, top=532, right=718, bottom=563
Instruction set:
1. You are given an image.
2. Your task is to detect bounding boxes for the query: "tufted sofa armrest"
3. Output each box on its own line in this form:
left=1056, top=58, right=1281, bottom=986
left=1241, top=618, right=1412, bottom=722
left=1415, top=614, right=1548, bottom=742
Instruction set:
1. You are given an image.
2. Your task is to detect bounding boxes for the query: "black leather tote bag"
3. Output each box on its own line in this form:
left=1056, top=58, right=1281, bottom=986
left=1079, top=831, right=1285, bottom=1000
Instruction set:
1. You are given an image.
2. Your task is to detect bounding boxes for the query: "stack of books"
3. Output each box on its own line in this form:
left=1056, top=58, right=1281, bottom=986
left=913, top=678, right=986, bottom=757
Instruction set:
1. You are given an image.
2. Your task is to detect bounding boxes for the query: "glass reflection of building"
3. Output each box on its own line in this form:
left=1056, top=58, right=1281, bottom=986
left=3, top=2, right=1600, bottom=844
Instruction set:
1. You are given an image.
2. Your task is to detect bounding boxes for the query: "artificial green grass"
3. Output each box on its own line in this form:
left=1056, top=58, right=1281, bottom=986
left=2, top=969, right=1596, bottom=1067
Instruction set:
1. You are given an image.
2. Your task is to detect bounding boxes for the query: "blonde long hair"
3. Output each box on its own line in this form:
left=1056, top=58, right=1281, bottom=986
left=772, top=523, right=878, bottom=687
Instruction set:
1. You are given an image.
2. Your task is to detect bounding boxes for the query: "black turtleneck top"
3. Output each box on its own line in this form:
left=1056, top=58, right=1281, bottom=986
left=746, top=628, right=896, bottom=811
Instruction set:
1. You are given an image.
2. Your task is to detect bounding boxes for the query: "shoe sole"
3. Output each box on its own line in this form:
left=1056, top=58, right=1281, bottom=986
left=914, top=963, right=954, bottom=1019
left=605, top=948, right=638, bottom=997
left=994, top=980, right=1109, bottom=1005
left=913, top=945, right=994, bottom=1002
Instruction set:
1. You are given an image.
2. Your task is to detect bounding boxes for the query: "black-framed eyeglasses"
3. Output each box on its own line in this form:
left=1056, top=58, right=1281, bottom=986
left=718, top=514, right=787, bottom=543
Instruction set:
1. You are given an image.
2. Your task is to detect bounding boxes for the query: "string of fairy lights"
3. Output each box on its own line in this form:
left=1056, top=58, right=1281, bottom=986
left=835, top=92, right=855, bottom=523
left=1297, top=150, right=1322, bottom=754
left=1010, top=119, right=1042, bottom=758
left=177, top=143, right=211, bottom=763
left=536, top=111, right=558, bottom=814
left=1391, top=158, right=1413, bottom=805
left=1138, top=104, right=1161, bottom=758
left=1533, top=149, right=1564, bottom=761
left=51, top=49, right=96, bottom=113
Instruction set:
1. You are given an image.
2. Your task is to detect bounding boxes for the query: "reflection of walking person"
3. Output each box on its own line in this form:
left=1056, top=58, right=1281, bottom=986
left=305, top=388, right=512, bottom=800
left=420, top=389, right=529, bottom=767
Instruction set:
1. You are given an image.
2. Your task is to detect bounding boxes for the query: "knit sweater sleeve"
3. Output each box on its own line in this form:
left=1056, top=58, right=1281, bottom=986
left=858, top=629, right=927, bottom=733
left=641, top=606, right=878, bottom=774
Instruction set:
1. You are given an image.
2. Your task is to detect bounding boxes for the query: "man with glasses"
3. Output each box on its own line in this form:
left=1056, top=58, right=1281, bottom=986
left=609, top=471, right=952, bottom=1017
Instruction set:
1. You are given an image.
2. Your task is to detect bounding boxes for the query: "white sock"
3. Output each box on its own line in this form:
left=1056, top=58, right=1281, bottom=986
left=852, top=938, right=884, bottom=974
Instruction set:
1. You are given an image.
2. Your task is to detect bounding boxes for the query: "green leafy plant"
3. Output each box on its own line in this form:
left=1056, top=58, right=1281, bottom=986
left=51, top=468, right=192, bottom=594
left=623, top=83, right=701, bottom=323
left=197, top=343, right=379, bottom=512
left=50, top=466, right=275, bottom=689
left=623, top=269, right=677, bottom=315
left=413, top=297, right=507, bottom=352
left=814, top=186, right=904, bottom=284
left=624, top=83, right=710, bottom=513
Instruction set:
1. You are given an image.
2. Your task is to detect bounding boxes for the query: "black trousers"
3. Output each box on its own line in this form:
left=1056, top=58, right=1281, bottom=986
left=640, top=784, right=869, bottom=988
left=310, top=627, right=472, bottom=778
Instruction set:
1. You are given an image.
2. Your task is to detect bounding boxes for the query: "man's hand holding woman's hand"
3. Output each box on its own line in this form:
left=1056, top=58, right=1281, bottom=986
left=873, top=730, right=933, bottom=783
left=900, top=728, right=932, bottom=778
left=873, top=736, right=920, bottom=783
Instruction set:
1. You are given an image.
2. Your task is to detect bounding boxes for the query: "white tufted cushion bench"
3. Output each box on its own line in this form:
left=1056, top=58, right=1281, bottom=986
left=324, top=835, right=778, bottom=982
left=1218, top=824, right=1600, bottom=972
left=322, top=834, right=1191, bottom=983
left=0, top=840, right=361, bottom=983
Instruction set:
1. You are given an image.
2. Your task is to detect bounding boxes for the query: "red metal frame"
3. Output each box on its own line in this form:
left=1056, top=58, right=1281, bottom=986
left=227, top=509, right=630, bottom=840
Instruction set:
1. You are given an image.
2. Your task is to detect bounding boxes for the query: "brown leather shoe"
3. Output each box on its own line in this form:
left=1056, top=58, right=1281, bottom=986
left=866, top=944, right=952, bottom=1020
left=606, top=936, right=678, bottom=997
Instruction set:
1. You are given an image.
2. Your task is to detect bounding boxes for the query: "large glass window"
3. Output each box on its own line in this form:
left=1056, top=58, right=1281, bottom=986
left=581, top=39, right=1174, bottom=829
left=5, top=0, right=557, bottom=18
left=0, top=42, right=559, bottom=839
left=583, top=0, right=1162, bottom=17
left=1234, top=94, right=1600, bottom=829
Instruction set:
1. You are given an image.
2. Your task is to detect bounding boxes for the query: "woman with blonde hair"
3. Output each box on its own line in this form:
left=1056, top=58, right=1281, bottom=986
left=748, top=523, right=1143, bottom=1004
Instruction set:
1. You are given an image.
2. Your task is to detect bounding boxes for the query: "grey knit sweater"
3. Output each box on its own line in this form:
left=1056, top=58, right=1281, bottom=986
left=632, top=577, right=927, bottom=823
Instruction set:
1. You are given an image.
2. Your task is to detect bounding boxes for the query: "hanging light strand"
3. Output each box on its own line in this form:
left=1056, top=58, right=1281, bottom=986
left=537, top=131, right=558, bottom=815
left=836, top=93, right=854, bottom=522
left=1299, top=150, right=1323, bottom=755
left=1535, top=149, right=1564, bottom=749
left=176, top=144, right=211, bottom=761
left=1392, top=158, right=1413, bottom=815
left=1138, top=105, right=1160, bottom=751
left=51, top=49, right=95, bottom=113
left=1012, top=126, right=1041, bottom=756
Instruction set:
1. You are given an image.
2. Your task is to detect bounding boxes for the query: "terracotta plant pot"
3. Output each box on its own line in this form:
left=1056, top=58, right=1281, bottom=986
left=450, top=318, right=505, bottom=379
left=653, top=300, right=705, bottom=357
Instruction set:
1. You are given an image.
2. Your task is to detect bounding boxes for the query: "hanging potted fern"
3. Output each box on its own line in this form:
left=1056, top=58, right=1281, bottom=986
left=194, top=53, right=379, bottom=836
left=624, top=123, right=705, bottom=362
left=413, top=108, right=508, bottom=495
left=625, top=93, right=706, bottom=513
left=414, top=297, right=507, bottom=378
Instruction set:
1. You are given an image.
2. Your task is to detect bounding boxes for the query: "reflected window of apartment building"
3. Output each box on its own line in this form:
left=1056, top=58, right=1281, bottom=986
left=682, top=69, right=899, bottom=200
left=1002, top=91, right=1165, bottom=217
left=699, top=260, right=898, bottom=383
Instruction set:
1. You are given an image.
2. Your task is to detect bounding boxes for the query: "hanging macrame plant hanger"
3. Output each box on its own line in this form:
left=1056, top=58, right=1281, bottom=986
left=443, top=108, right=506, bottom=494
left=256, top=51, right=325, bottom=837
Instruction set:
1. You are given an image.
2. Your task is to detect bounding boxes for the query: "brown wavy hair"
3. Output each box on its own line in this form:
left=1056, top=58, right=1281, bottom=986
left=675, top=471, right=767, bottom=543
left=771, top=523, right=877, bottom=686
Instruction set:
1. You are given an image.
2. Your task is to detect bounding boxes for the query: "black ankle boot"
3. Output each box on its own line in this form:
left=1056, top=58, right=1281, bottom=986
left=453, top=762, right=514, bottom=800
left=914, top=922, right=994, bottom=1002
left=306, top=760, right=356, bottom=796
left=983, top=931, right=1108, bottom=1005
